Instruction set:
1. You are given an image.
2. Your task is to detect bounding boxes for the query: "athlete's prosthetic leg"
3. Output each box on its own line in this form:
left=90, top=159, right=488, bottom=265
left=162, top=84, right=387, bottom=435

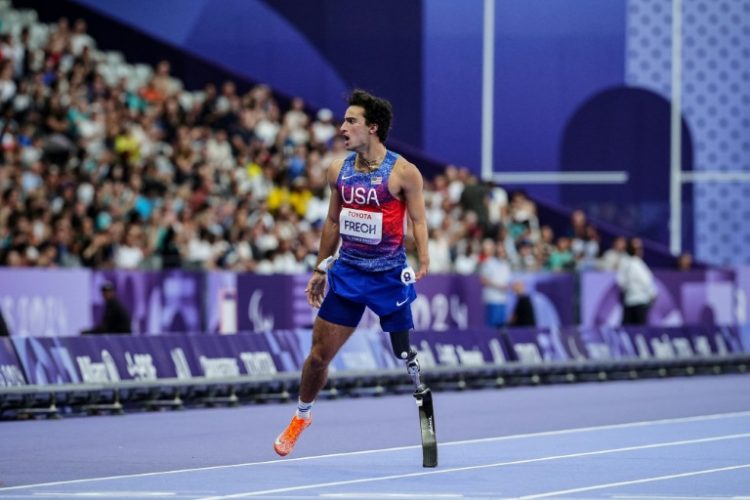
left=390, top=331, right=437, bottom=468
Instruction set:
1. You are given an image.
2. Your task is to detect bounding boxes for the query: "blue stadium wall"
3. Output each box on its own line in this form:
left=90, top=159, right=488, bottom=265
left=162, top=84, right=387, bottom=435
left=31, top=0, right=750, bottom=265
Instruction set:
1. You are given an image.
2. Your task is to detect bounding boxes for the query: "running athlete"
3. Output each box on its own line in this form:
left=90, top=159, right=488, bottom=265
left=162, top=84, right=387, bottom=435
left=274, top=89, right=430, bottom=457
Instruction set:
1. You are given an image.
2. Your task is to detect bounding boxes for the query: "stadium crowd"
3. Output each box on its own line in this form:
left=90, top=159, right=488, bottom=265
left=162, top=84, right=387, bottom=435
left=0, top=9, right=622, bottom=276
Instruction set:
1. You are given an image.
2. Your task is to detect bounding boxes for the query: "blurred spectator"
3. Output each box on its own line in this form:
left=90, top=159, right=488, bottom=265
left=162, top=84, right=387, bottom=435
left=600, top=236, right=627, bottom=271
left=507, top=190, right=540, bottom=245
left=70, top=19, right=95, bottom=56
left=616, top=238, right=657, bottom=325
left=0, top=60, right=16, bottom=105
left=81, top=281, right=132, bottom=334
left=546, top=236, right=575, bottom=272
left=205, top=129, right=235, bottom=171
left=150, top=60, right=181, bottom=100
left=453, top=240, right=479, bottom=275
left=538, top=225, right=556, bottom=266
left=310, top=108, right=336, bottom=145
left=480, top=239, right=512, bottom=328
left=568, top=209, right=587, bottom=240
left=575, top=224, right=601, bottom=271
left=514, top=240, right=539, bottom=273
left=444, top=165, right=466, bottom=205
left=459, top=173, right=490, bottom=235
left=427, top=227, right=452, bottom=273
left=486, top=182, right=508, bottom=231
left=114, top=224, right=146, bottom=269
left=509, top=281, right=536, bottom=327
left=281, top=96, right=309, bottom=146
left=81, top=229, right=115, bottom=268
left=157, top=225, right=182, bottom=269
left=496, top=225, right=520, bottom=268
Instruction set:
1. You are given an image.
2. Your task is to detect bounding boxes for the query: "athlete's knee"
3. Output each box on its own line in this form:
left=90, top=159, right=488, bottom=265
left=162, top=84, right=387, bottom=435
left=307, top=344, right=332, bottom=371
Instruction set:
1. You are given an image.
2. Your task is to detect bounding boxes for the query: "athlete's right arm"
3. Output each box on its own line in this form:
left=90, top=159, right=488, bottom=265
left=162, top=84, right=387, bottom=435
left=306, top=158, right=344, bottom=308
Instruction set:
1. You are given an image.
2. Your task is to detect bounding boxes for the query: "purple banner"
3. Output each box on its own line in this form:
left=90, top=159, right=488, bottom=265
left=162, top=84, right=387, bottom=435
left=411, top=276, right=484, bottom=330
left=581, top=269, right=739, bottom=327
left=0, top=337, right=27, bottom=386
left=0, top=269, right=92, bottom=337
left=409, top=273, right=575, bottom=330
left=380, top=273, right=576, bottom=330
left=236, top=275, right=310, bottom=332
left=204, top=271, right=238, bottom=334
left=235, top=274, right=490, bottom=333
left=508, top=273, right=577, bottom=327
left=91, top=271, right=204, bottom=335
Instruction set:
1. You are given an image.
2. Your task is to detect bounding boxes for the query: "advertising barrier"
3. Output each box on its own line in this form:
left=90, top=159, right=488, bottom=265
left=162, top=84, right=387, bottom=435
left=0, top=337, right=27, bottom=386
left=8, top=325, right=746, bottom=386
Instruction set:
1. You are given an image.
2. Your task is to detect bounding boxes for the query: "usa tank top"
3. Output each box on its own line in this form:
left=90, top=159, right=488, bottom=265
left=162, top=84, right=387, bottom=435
left=337, top=150, right=407, bottom=272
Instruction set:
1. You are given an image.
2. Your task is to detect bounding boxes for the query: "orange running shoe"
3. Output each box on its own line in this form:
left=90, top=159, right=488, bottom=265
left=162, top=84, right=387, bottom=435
left=274, top=415, right=312, bottom=457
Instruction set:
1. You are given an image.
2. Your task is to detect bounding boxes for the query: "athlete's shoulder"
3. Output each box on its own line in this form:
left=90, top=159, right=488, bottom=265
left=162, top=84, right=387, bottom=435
left=392, top=155, right=422, bottom=182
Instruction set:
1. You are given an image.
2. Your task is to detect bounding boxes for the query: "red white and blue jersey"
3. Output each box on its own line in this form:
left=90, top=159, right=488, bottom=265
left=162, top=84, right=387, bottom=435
left=337, top=150, right=407, bottom=272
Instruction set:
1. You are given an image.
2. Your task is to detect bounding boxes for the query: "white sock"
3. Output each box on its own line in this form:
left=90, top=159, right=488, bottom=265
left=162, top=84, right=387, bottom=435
left=295, top=399, right=314, bottom=419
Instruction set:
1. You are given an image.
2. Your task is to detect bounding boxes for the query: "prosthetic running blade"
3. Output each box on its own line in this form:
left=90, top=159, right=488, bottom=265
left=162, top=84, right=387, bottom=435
left=414, top=385, right=437, bottom=468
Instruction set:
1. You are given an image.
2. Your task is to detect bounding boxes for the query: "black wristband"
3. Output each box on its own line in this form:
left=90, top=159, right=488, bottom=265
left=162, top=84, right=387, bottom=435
left=313, top=268, right=326, bottom=275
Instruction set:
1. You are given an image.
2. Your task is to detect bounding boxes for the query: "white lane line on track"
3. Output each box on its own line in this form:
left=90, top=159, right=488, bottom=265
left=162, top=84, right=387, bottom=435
left=197, top=433, right=750, bottom=499
left=518, top=463, right=750, bottom=499
left=2, top=411, right=749, bottom=493
left=28, top=493, right=180, bottom=498
left=321, top=495, right=464, bottom=499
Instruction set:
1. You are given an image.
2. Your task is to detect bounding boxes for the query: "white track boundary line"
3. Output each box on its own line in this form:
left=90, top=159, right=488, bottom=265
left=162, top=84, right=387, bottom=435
left=198, top=433, right=750, bottom=499
left=519, top=463, right=750, bottom=499
left=2, top=411, right=749, bottom=493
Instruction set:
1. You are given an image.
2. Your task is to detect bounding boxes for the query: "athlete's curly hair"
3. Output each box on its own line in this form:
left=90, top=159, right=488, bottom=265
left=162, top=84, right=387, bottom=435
left=347, top=89, right=393, bottom=143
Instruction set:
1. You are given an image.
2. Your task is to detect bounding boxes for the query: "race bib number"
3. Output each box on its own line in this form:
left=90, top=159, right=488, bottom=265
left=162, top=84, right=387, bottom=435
left=401, top=266, right=416, bottom=284
left=340, top=208, right=383, bottom=245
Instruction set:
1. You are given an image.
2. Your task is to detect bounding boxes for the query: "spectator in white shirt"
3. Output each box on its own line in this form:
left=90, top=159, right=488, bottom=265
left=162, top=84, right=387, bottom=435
left=114, top=224, right=145, bottom=269
left=427, top=227, right=453, bottom=273
left=600, top=235, right=627, bottom=271
left=616, top=237, right=657, bottom=325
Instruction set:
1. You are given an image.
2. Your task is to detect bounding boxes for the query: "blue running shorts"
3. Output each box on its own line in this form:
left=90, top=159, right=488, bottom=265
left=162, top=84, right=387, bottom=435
left=318, top=259, right=417, bottom=331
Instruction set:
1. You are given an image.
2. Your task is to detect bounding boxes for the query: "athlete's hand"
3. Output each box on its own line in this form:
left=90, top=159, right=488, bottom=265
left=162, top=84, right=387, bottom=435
left=415, top=261, right=429, bottom=281
left=305, top=273, right=327, bottom=308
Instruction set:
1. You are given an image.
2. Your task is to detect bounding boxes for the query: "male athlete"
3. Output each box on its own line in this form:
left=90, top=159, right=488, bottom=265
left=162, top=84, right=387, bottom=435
left=274, top=89, right=430, bottom=457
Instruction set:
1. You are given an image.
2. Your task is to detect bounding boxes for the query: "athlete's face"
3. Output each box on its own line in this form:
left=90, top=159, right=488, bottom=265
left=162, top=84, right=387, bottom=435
left=340, top=105, right=377, bottom=151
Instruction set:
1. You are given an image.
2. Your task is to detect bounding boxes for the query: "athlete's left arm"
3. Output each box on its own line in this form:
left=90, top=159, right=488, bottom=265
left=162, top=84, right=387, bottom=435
left=399, top=161, right=430, bottom=280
